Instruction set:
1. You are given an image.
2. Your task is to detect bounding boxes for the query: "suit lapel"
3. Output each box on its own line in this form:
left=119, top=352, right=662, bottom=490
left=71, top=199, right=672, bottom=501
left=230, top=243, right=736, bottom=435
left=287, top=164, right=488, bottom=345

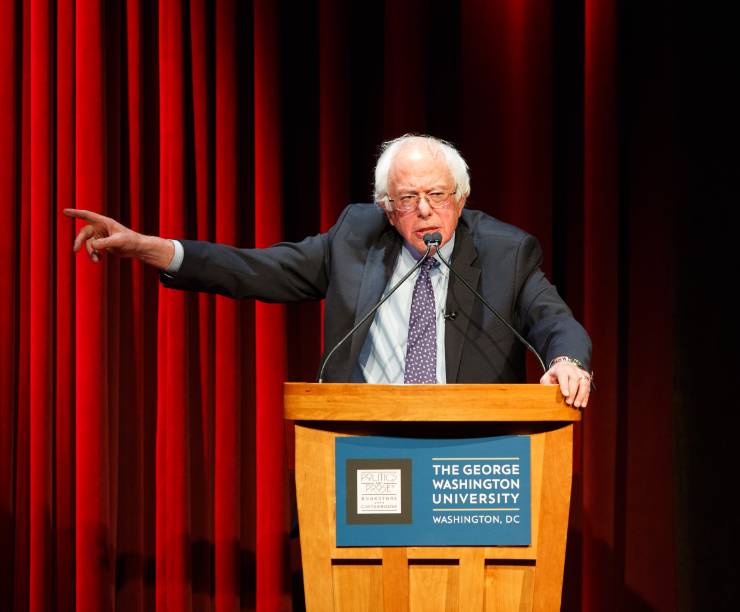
left=348, top=228, right=401, bottom=373
left=445, top=223, right=480, bottom=383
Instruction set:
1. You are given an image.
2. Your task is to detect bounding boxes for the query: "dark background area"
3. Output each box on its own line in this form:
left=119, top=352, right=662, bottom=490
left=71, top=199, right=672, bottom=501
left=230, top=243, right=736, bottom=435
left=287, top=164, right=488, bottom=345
left=670, top=4, right=737, bottom=610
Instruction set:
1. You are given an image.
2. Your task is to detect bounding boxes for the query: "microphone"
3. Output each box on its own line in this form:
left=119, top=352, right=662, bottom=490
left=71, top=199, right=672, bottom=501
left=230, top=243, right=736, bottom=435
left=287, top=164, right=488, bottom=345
left=423, top=233, right=439, bottom=247
left=427, top=231, right=547, bottom=374
left=316, top=239, right=435, bottom=383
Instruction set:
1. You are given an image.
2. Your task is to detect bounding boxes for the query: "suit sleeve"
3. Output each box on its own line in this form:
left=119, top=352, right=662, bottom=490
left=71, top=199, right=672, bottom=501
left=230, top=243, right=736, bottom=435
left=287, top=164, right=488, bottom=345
left=159, top=207, right=351, bottom=303
left=513, top=235, right=592, bottom=369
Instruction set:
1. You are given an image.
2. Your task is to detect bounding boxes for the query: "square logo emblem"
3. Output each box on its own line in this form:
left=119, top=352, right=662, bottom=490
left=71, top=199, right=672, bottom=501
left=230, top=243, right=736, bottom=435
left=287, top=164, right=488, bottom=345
left=346, top=458, right=412, bottom=524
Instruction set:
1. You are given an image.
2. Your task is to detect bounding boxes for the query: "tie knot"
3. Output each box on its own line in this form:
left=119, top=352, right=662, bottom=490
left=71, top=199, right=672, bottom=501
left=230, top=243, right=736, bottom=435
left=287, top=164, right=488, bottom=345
left=421, top=257, right=439, bottom=271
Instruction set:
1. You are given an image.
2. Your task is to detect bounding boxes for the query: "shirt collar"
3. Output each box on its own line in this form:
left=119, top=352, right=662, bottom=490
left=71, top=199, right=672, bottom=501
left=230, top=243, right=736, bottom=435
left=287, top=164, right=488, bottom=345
left=401, top=233, right=455, bottom=277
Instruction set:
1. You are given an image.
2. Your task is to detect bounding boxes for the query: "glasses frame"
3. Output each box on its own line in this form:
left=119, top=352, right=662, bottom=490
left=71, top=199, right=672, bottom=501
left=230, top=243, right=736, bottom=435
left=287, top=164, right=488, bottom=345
left=387, top=190, right=457, bottom=214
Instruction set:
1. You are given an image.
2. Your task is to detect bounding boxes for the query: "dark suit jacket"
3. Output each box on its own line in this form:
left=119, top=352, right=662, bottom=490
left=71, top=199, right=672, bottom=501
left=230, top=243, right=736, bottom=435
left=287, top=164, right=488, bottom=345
left=161, top=204, right=591, bottom=382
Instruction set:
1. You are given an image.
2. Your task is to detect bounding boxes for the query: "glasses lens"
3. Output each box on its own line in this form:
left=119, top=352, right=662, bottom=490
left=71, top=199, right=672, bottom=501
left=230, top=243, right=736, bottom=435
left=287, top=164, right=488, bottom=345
left=397, top=195, right=417, bottom=211
left=392, top=191, right=454, bottom=211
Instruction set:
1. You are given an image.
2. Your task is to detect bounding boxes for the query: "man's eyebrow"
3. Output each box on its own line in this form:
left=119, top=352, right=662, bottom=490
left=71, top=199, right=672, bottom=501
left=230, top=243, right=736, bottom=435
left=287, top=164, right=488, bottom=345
left=398, top=185, right=451, bottom=194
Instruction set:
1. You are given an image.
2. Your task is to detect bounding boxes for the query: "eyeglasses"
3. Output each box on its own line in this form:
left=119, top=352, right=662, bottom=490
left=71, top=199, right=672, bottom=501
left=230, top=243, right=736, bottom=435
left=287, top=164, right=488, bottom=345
left=387, top=190, right=456, bottom=213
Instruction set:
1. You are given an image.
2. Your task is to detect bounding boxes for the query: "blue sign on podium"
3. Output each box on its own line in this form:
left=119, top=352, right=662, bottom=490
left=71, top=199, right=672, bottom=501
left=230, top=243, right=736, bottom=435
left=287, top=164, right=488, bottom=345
left=335, top=435, right=531, bottom=547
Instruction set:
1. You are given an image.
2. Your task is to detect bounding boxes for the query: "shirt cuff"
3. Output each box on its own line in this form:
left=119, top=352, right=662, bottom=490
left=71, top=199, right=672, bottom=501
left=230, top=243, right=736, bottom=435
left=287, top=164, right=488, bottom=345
left=164, top=239, right=184, bottom=274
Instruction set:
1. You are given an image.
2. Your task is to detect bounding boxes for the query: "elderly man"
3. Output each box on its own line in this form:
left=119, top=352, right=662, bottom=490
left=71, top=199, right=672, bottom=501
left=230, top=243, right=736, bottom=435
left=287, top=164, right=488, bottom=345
left=65, top=134, right=592, bottom=407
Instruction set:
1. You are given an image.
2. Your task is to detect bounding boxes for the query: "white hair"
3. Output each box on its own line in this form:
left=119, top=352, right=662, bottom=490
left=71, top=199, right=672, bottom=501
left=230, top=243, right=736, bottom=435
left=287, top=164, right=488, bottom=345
left=373, top=134, right=471, bottom=211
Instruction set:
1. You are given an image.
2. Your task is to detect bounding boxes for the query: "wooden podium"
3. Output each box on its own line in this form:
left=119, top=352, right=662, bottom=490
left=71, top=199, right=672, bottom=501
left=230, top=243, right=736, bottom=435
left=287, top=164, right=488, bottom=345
left=285, top=383, right=581, bottom=612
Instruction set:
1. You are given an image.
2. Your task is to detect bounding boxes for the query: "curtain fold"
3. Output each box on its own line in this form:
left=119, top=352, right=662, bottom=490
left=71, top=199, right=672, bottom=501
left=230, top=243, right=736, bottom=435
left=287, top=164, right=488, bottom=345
left=0, top=0, right=19, bottom=599
left=213, top=0, right=241, bottom=609
left=28, top=0, right=53, bottom=607
left=253, top=1, right=288, bottom=608
left=75, top=0, right=114, bottom=608
left=0, top=1, right=681, bottom=610
left=582, top=0, right=620, bottom=609
left=55, top=0, right=76, bottom=609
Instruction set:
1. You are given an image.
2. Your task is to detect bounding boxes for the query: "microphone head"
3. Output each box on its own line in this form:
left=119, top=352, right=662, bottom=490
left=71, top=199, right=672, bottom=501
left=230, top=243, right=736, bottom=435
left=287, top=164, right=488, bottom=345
left=423, top=231, right=443, bottom=246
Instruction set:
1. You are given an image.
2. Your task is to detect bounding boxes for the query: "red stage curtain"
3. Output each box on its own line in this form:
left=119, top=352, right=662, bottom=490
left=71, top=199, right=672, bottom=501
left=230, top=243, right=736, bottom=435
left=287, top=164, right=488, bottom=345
left=0, top=1, right=678, bottom=610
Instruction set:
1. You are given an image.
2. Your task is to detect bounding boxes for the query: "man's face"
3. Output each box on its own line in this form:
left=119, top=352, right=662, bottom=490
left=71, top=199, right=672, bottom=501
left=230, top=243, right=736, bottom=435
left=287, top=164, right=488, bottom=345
left=385, top=145, right=465, bottom=254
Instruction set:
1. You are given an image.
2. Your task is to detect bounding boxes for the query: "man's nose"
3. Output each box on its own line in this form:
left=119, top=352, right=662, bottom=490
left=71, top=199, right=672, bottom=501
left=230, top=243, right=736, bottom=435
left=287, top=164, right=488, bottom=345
left=416, top=198, right=433, bottom=217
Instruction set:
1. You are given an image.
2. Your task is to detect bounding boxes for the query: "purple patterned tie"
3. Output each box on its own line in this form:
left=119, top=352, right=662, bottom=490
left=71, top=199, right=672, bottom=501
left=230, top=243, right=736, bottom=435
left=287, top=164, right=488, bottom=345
left=404, top=258, right=439, bottom=384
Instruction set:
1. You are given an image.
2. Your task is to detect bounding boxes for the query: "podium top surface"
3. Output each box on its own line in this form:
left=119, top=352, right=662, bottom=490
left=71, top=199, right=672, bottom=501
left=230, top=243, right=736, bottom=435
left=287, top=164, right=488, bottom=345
left=284, top=383, right=582, bottom=422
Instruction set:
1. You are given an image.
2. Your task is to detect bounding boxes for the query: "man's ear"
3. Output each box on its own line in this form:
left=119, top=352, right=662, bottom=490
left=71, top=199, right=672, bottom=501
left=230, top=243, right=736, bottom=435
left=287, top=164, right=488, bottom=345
left=456, top=195, right=467, bottom=213
left=385, top=209, right=396, bottom=227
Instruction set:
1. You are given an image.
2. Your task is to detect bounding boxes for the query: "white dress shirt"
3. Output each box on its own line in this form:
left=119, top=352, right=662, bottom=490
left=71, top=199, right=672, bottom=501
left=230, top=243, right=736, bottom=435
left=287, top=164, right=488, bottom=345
left=358, top=235, right=455, bottom=384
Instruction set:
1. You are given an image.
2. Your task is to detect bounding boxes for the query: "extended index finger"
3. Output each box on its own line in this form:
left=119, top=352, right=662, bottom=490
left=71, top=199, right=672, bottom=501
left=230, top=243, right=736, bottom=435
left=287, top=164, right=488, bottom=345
left=63, top=208, right=106, bottom=224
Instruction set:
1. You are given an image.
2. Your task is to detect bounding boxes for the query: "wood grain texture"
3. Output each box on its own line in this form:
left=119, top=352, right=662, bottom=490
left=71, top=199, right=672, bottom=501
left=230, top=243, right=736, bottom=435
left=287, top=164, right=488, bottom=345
left=285, top=383, right=582, bottom=422
left=484, top=565, right=535, bottom=611
left=459, top=549, right=485, bottom=611
left=333, top=563, right=383, bottom=611
left=383, top=548, right=410, bottom=612
left=531, top=425, right=572, bottom=611
left=290, top=385, right=574, bottom=611
left=409, top=562, right=459, bottom=612
left=294, top=425, right=336, bottom=611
